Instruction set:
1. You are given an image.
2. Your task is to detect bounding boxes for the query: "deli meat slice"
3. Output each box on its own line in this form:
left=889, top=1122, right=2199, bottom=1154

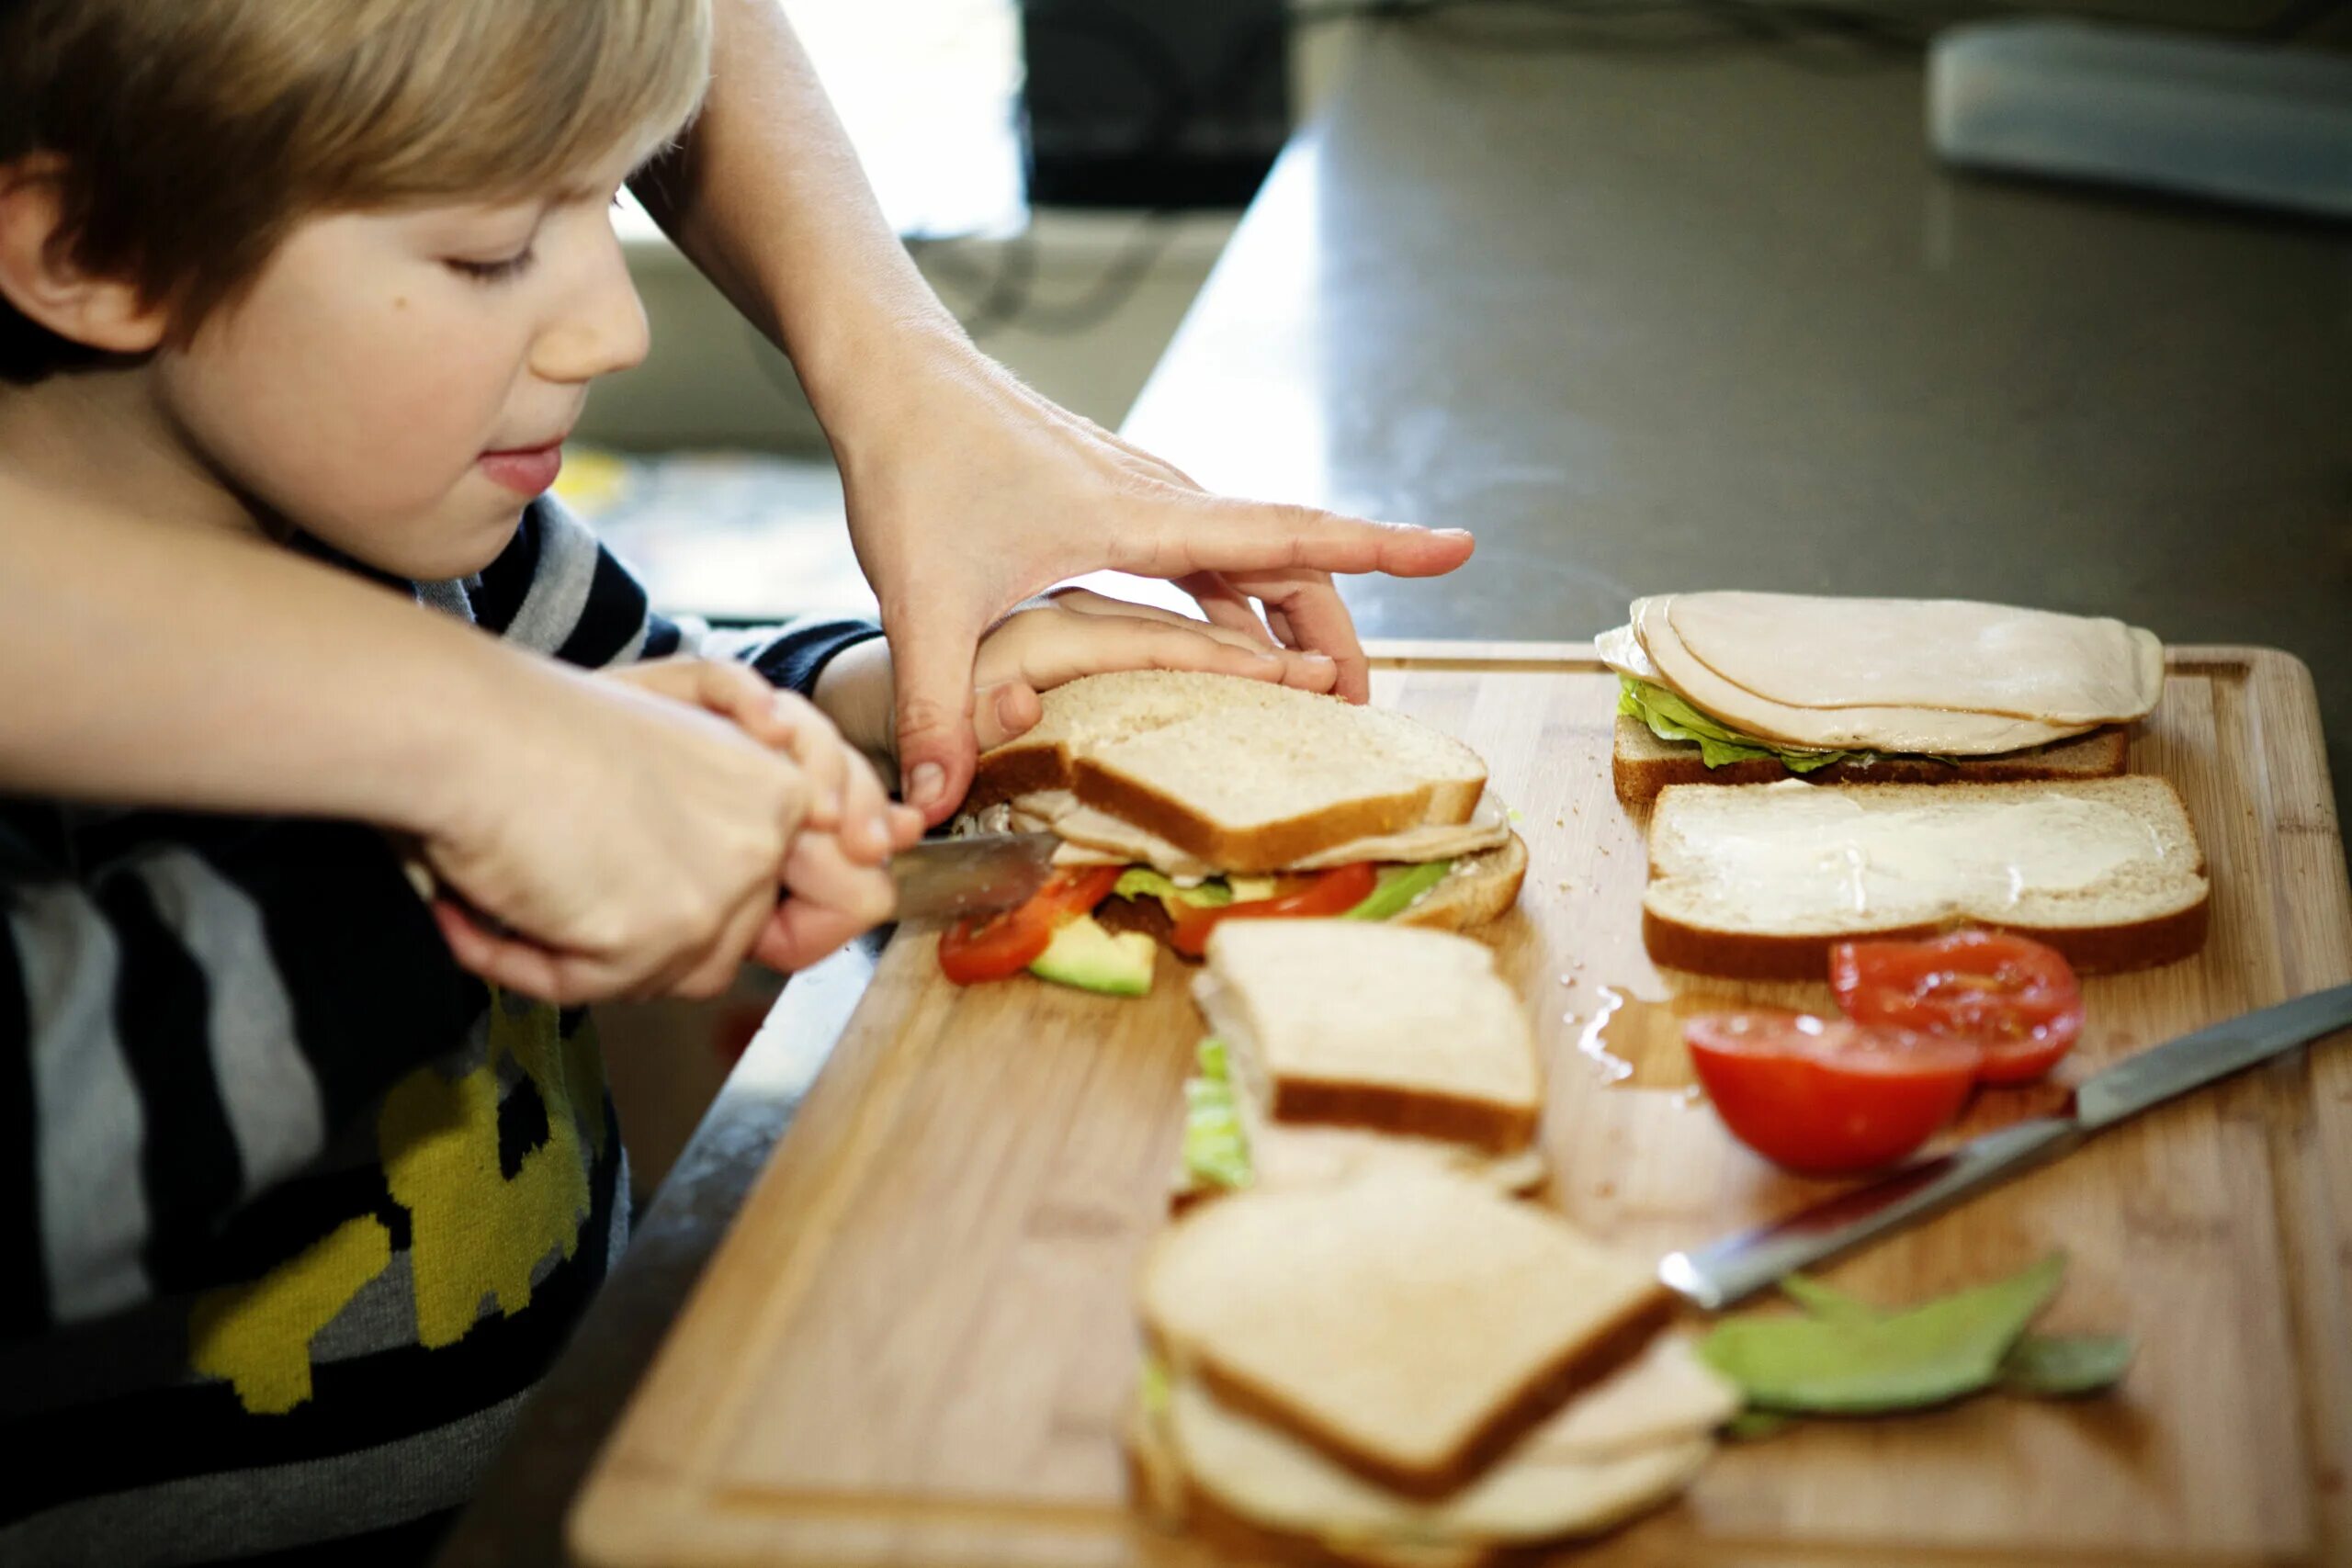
left=1663, top=592, right=2164, bottom=724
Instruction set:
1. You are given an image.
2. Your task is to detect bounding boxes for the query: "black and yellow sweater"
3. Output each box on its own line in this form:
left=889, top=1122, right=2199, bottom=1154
left=0, top=500, right=879, bottom=1565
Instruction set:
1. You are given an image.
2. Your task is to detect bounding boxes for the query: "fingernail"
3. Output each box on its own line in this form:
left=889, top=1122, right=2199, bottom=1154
left=907, top=762, right=946, bottom=809
left=1302, top=651, right=1335, bottom=666
left=1434, top=528, right=1474, bottom=540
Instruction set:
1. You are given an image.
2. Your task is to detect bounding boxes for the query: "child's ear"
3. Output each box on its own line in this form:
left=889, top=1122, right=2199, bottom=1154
left=0, top=156, right=170, bottom=356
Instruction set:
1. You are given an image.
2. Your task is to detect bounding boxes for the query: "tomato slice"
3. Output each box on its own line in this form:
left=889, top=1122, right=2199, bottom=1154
left=1684, top=1011, right=1984, bottom=1176
left=937, top=865, right=1124, bottom=986
left=1169, top=863, right=1381, bottom=958
left=1830, top=930, right=2085, bottom=1085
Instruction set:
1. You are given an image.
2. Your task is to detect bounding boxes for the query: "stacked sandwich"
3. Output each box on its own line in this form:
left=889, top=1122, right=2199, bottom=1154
left=1604, top=591, right=2165, bottom=804
left=952, top=671, right=1529, bottom=994
left=1134, top=921, right=1736, bottom=1562
left=1130, top=1168, right=1737, bottom=1565
left=1609, top=592, right=2208, bottom=978
left=1174, top=920, right=1548, bottom=1207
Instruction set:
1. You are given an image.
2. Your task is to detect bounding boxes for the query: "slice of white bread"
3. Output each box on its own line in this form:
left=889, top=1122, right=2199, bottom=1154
left=1157, top=1371, right=1711, bottom=1548
left=1139, top=1168, right=1670, bottom=1500
left=1643, top=776, right=2209, bottom=978
left=1195, top=921, right=1542, bottom=1156
left=1611, top=714, right=2132, bottom=807
left=967, top=671, right=1489, bottom=873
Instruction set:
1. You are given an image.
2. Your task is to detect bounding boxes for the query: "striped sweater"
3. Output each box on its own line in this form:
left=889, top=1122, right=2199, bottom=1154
left=0, top=500, right=881, bottom=1566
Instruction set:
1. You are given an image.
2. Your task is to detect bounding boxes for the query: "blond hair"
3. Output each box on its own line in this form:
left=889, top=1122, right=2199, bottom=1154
left=0, top=0, right=712, bottom=382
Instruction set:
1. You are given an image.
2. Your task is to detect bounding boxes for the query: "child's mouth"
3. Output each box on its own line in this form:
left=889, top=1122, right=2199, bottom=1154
left=479, top=442, right=564, bottom=497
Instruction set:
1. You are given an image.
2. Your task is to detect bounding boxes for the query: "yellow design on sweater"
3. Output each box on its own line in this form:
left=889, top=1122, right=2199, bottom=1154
left=190, top=998, right=606, bottom=1410
left=187, top=1215, right=393, bottom=1416
left=381, top=999, right=596, bottom=1348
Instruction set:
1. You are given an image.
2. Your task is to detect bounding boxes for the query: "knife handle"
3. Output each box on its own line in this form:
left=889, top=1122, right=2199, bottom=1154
left=1659, top=1118, right=2084, bottom=1311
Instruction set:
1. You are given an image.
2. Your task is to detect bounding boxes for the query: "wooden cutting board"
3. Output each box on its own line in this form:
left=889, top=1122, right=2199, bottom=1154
left=570, top=642, right=2352, bottom=1568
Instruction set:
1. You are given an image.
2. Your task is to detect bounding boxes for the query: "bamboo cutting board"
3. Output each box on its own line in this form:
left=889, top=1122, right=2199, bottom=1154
left=570, top=643, right=2352, bottom=1568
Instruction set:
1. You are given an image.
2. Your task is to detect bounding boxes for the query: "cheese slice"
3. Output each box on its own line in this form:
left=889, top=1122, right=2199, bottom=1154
left=1665, top=591, right=2164, bottom=723
left=1033, top=790, right=1513, bottom=877
left=1635, top=597, right=2094, bottom=756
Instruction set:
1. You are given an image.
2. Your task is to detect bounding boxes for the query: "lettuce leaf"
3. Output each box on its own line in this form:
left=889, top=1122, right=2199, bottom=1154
left=1618, top=677, right=1857, bottom=773
left=1342, top=861, right=1453, bottom=921
left=1114, top=867, right=1232, bottom=916
left=1182, top=1038, right=1251, bottom=1190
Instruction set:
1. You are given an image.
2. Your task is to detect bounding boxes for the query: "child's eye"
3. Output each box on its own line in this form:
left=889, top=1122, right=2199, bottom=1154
left=447, top=248, right=537, bottom=284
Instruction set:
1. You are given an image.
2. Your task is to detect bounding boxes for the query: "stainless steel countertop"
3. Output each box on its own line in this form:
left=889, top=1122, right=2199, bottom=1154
left=1126, top=23, right=2350, bottom=824
left=436, top=24, right=2349, bottom=1566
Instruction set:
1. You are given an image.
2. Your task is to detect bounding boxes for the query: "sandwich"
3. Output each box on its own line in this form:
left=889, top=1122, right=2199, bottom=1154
left=1130, top=1168, right=1736, bottom=1565
left=946, top=671, right=1529, bottom=995
left=1642, top=775, right=2211, bottom=978
left=1176, top=920, right=1548, bottom=1208
left=1604, top=592, right=2165, bottom=805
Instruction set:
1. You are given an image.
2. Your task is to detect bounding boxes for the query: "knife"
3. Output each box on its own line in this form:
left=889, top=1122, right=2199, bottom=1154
left=1658, top=980, right=2352, bottom=1311
left=888, top=832, right=1064, bottom=923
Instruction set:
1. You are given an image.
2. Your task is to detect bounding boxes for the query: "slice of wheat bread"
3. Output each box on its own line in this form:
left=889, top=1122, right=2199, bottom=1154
left=1139, top=1168, right=1670, bottom=1501
left=967, top=671, right=1489, bottom=871
left=1642, top=776, right=2210, bottom=979
left=1611, top=715, right=2132, bottom=807
left=1195, top=921, right=1541, bottom=1156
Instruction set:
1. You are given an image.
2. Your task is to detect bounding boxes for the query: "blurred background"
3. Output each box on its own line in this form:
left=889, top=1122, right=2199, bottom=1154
left=587, top=0, right=2352, bottom=1197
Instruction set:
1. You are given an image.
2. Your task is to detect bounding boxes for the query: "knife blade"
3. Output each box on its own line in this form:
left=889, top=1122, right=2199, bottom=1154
left=1658, top=979, right=2352, bottom=1311
left=888, top=832, right=1063, bottom=923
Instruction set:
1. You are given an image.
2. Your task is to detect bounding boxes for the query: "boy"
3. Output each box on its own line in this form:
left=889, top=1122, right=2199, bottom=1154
left=0, top=1, right=1330, bottom=1562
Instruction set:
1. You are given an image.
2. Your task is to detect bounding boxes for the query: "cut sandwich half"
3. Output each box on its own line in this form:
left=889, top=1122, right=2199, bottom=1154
left=1642, top=776, right=2211, bottom=978
left=1132, top=1169, right=1717, bottom=1565
left=1174, top=921, right=1548, bottom=1208
left=1602, top=592, right=2164, bottom=805
left=947, top=671, right=1529, bottom=995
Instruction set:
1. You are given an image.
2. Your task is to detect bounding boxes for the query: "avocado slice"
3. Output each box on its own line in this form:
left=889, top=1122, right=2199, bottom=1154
left=1341, top=860, right=1453, bottom=921
left=1028, top=913, right=1157, bottom=998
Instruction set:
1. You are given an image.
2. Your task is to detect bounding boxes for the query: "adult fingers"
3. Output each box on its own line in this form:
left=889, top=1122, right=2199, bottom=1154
left=880, top=595, right=986, bottom=824
left=1114, top=501, right=1475, bottom=581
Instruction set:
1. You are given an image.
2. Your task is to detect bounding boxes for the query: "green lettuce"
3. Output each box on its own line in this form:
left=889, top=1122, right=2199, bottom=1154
left=1114, top=867, right=1232, bottom=914
left=1182, top=1038, right=1251, bottom=1190
left=1618, top=677, right=1857, bottom=773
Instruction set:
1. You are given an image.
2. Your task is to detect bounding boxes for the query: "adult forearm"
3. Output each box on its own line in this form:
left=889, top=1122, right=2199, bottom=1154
left=0, top=504, right=510, bottom=831
left=632, top=0, right=971, bottom=447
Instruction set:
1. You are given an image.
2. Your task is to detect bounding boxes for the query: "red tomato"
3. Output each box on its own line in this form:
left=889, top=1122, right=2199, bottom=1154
left=1169, top=863, right=1382, bottom=957
left=937, top=866, right=1125, bottom=985
left=1684, top=1011, right=1984, bottom=1176
left=1830, top=930, right=2085, bottom=1084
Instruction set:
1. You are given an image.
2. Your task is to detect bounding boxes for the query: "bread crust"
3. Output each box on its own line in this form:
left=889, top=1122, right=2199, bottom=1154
left=1269, top=1082, right=1536, bottom=1157
left=1611, top=716, right=2131, bottom=807
left=1640, top=895, right=2211, bottom=980
left=1394, top=837, right=1528, bottom=933
left=1075, top=756, right=1432, bottom=874
left=1169, top=1286, right=1676, bottom=1504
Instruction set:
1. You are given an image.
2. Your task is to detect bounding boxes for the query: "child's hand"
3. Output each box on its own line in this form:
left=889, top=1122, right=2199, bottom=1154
left=810, top=589, right=1340, bottom=765
left=967, top=588, right=1340, bottom=749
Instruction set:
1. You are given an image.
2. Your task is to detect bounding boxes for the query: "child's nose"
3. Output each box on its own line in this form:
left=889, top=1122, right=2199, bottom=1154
left=534, top=242, right=650, bottom=385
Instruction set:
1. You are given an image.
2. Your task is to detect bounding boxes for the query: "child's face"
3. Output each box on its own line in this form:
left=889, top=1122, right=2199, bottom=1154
left=153, top=146, right=650, bottom=581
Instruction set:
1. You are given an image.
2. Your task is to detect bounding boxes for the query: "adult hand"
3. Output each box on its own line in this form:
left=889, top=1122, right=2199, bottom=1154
left=839, top=352, right=1474, bottom=822
left=421, top=660, right=825, bottom=1004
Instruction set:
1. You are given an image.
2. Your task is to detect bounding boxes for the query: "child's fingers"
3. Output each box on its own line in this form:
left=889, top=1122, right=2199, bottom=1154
left=971, top=680, right=1045, bottom=752
left=834, top=748, right=898, bottom=865
left=1025, top=614, right=1336, bottom=694
left=1170, top=571, right=1281, bottom=647
left=779, top=829, right=898, bottom=931
left=751, top=898, right=875, bottom=975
